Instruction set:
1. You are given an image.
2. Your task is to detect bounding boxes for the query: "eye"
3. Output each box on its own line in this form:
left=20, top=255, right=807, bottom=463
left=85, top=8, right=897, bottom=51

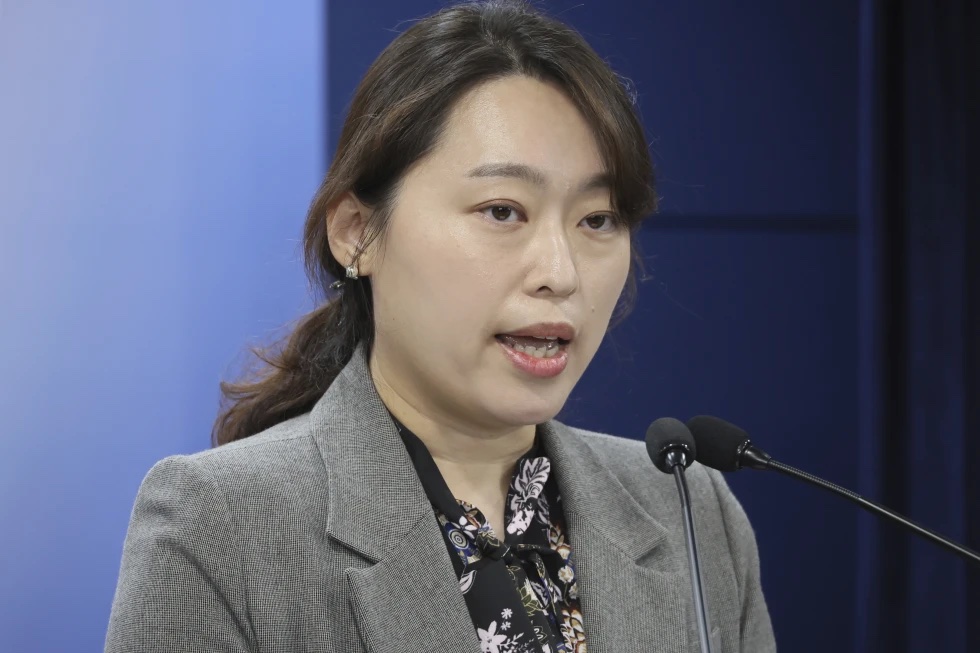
left=479, top=204, right=523, bottom=223
left=581, top=213, right=620, bottom=232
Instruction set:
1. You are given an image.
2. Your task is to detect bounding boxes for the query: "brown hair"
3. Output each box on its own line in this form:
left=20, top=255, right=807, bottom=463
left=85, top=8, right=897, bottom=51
left=212, top=0, right=657, bottom=445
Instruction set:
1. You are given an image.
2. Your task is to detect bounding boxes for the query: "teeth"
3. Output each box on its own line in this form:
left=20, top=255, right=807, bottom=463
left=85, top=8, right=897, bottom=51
left=500, top=335, right=561, bottom=358
left=498, top=334, right=565, bottom=359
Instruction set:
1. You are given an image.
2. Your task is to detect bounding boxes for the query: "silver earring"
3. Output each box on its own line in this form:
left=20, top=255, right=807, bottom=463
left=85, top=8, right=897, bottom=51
left=330, top=260, right=360, bottom=290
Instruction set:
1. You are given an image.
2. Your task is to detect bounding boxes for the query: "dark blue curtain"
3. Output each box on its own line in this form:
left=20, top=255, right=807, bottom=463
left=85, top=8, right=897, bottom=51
left=857, top=1, right=979, bottom=651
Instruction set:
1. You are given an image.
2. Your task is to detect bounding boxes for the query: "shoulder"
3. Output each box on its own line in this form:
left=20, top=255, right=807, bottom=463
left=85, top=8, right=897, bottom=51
left=564, top=424, right=772, bottom=631
left=565, top=424, right=724, bottom=498
left=566, top=425, right=648, bottom=467
left=137, top=412, right=325, bottom=520
left=183, top=412, right=316, bottom=474
left=107, top=413, right=331, bottom=650
left=561, top=424, right=754, bottom=548
left=167, top=412, right=313, bottom=469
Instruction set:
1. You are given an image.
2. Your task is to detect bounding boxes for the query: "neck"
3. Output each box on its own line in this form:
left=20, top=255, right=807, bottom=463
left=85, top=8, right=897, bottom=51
left=370, top=351, right=536, bottom=521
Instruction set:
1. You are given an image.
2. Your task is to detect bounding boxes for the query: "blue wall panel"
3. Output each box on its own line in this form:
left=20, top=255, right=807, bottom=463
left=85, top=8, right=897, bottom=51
left=0, top=2, right=323, bottom=650
left=569, top=227, right=859, bottom=649
left=0, top=1, right=863, bottom=651
left=328, top=2, right=860, bottom=651
left=329, top=0, right=858, bottom=218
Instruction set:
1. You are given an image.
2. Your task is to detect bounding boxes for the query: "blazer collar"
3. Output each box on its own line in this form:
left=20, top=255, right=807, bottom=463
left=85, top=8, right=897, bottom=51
left=539, top=421, right=692, bottom=651
left=308, top=342, right=688, bottom=652
left=309, top=341, right=672, bottom=564
left=309, top=342, right=430, bottom=562
left=309, top=343, right=479, bottom=653
left=539, top=420, right=671, bottom=563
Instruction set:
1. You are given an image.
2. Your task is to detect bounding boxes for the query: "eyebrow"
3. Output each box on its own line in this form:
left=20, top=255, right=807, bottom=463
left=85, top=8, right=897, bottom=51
left=465, top=162, right=611, bottom=194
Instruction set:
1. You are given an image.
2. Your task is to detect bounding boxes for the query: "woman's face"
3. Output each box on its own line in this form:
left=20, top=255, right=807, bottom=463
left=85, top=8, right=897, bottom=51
left=366, top=75, right=631, bottom=433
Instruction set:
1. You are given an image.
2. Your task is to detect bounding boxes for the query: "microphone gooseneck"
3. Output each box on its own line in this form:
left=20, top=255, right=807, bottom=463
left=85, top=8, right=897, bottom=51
left=686, top=415, right=980, bottom=568
left=645, top=418, right=712, bottom=653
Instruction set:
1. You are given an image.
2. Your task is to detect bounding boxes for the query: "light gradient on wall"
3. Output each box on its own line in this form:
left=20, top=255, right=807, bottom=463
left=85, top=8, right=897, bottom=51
left=0, top=2, right=324, bottom=650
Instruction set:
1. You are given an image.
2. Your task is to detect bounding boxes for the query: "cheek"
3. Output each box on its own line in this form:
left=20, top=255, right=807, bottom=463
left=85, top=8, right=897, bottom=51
left=437, top=220, right=506, bottom=288
left=584, top=243, right=632, bottom=313
left=378, top=214, right=503, bottom=338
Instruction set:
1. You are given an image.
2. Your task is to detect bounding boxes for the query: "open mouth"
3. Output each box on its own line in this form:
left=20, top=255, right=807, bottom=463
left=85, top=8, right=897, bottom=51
left=495, top=334, right=570, bottom=359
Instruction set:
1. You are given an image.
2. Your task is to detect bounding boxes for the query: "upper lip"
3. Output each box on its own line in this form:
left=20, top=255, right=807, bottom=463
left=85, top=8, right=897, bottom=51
left=500, top=322, right=576, bottom=342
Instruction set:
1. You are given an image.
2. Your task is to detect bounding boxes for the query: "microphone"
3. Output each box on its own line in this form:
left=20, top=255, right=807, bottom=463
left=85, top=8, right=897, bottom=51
left=687, top=415, right=980, bottom=567
left=646, top=417, right=697, bottom=472
left=645, top=418, right=712, bottom=653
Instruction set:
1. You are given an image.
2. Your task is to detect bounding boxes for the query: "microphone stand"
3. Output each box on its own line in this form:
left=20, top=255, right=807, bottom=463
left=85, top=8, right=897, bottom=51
left=665, top=449, right=713, bottom=653
left=686, top=413, right=980, bottom=568
left=763, top=458, right=980, bottom=567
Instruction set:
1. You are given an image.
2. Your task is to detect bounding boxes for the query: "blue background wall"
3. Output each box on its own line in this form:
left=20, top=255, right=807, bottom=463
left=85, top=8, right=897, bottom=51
left=0, top=1, right=932, bottom=651
left=329, top=2, right=860, bottom=651
left=0, top=2, right=322, bottom=650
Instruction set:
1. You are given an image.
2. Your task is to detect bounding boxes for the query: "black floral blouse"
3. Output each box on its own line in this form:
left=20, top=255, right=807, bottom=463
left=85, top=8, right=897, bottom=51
left=395, top=419, right=587, bottom=653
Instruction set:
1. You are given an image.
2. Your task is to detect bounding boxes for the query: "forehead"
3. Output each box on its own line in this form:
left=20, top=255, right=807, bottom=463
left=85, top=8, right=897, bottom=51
left=430, top=75, right=606, bottom=183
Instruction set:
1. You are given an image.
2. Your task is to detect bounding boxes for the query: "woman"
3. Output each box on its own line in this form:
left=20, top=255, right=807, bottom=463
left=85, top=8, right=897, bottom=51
left=105, top=2, right=775, bottom=651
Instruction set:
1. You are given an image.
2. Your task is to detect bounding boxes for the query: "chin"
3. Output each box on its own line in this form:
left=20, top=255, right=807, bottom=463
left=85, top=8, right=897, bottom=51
left=487, top=392, right=568, bottom=428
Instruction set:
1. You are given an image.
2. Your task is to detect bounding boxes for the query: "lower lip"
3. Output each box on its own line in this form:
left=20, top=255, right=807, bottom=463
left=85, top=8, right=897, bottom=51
left=496, top=338, right=569, bottom=378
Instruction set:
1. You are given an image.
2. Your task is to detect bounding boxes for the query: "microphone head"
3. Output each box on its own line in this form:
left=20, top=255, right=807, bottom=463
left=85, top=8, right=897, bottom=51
left=645, top=417, right=696, bottom=473
left=686, top=415, right=752, bottom=472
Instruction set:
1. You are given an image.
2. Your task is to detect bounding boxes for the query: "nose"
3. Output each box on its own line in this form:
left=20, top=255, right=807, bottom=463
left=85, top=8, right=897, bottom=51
left=523, top=221, right=579, bottom=298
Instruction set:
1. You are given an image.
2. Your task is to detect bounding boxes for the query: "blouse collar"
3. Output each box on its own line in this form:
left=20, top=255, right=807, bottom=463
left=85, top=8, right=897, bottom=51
left=390, top=412, right=546, bottom=529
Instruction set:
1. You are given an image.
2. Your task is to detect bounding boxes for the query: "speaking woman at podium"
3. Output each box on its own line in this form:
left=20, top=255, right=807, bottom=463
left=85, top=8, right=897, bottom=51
left=105, top=2, right=775, bottom=651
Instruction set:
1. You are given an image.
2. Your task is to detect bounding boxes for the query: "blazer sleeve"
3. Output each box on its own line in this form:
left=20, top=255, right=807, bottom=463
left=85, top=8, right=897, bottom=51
left=105, top=455, right=255, bottom=653
left=707, top=469, right=777, bottom=652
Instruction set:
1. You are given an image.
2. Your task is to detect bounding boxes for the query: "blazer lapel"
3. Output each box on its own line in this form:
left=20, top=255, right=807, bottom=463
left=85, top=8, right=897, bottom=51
left=344, top=519, right=481, bottom=653
left=541, top=421, right=694, bottom=653
left=307, top=342, right=692, bottom=652
left=309, top=344, right=480, bottom=653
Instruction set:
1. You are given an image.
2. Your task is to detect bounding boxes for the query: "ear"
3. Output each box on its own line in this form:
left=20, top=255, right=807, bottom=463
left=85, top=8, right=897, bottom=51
left=326, top=192, right=375, bottom=276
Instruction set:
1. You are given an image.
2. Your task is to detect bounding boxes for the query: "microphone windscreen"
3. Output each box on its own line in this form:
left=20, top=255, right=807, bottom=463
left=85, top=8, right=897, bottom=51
left=686, top=415, right=751, bottom=472
left=645, top=417, right=696, bottom=472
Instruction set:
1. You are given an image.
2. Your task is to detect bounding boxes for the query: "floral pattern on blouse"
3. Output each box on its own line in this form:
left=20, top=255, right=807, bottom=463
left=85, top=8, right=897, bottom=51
left=395, top=418, right=586, bottom=653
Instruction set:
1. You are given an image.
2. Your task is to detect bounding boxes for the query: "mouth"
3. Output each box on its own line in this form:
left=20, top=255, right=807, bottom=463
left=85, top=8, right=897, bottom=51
left=494, top=333, right=570, bottom=359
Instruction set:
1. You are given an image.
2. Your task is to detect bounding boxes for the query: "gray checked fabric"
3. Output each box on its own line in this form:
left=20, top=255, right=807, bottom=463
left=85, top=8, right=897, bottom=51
left=105, top=342, right=776, bottom=652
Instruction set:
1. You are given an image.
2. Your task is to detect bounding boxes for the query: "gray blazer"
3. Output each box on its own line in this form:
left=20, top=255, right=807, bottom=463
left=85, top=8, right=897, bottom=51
left=105, top=345, right=776, bottom=652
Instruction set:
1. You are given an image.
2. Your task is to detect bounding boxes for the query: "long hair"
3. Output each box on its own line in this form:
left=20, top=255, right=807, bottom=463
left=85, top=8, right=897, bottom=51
left=212, top=0, right=657, bottom=445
